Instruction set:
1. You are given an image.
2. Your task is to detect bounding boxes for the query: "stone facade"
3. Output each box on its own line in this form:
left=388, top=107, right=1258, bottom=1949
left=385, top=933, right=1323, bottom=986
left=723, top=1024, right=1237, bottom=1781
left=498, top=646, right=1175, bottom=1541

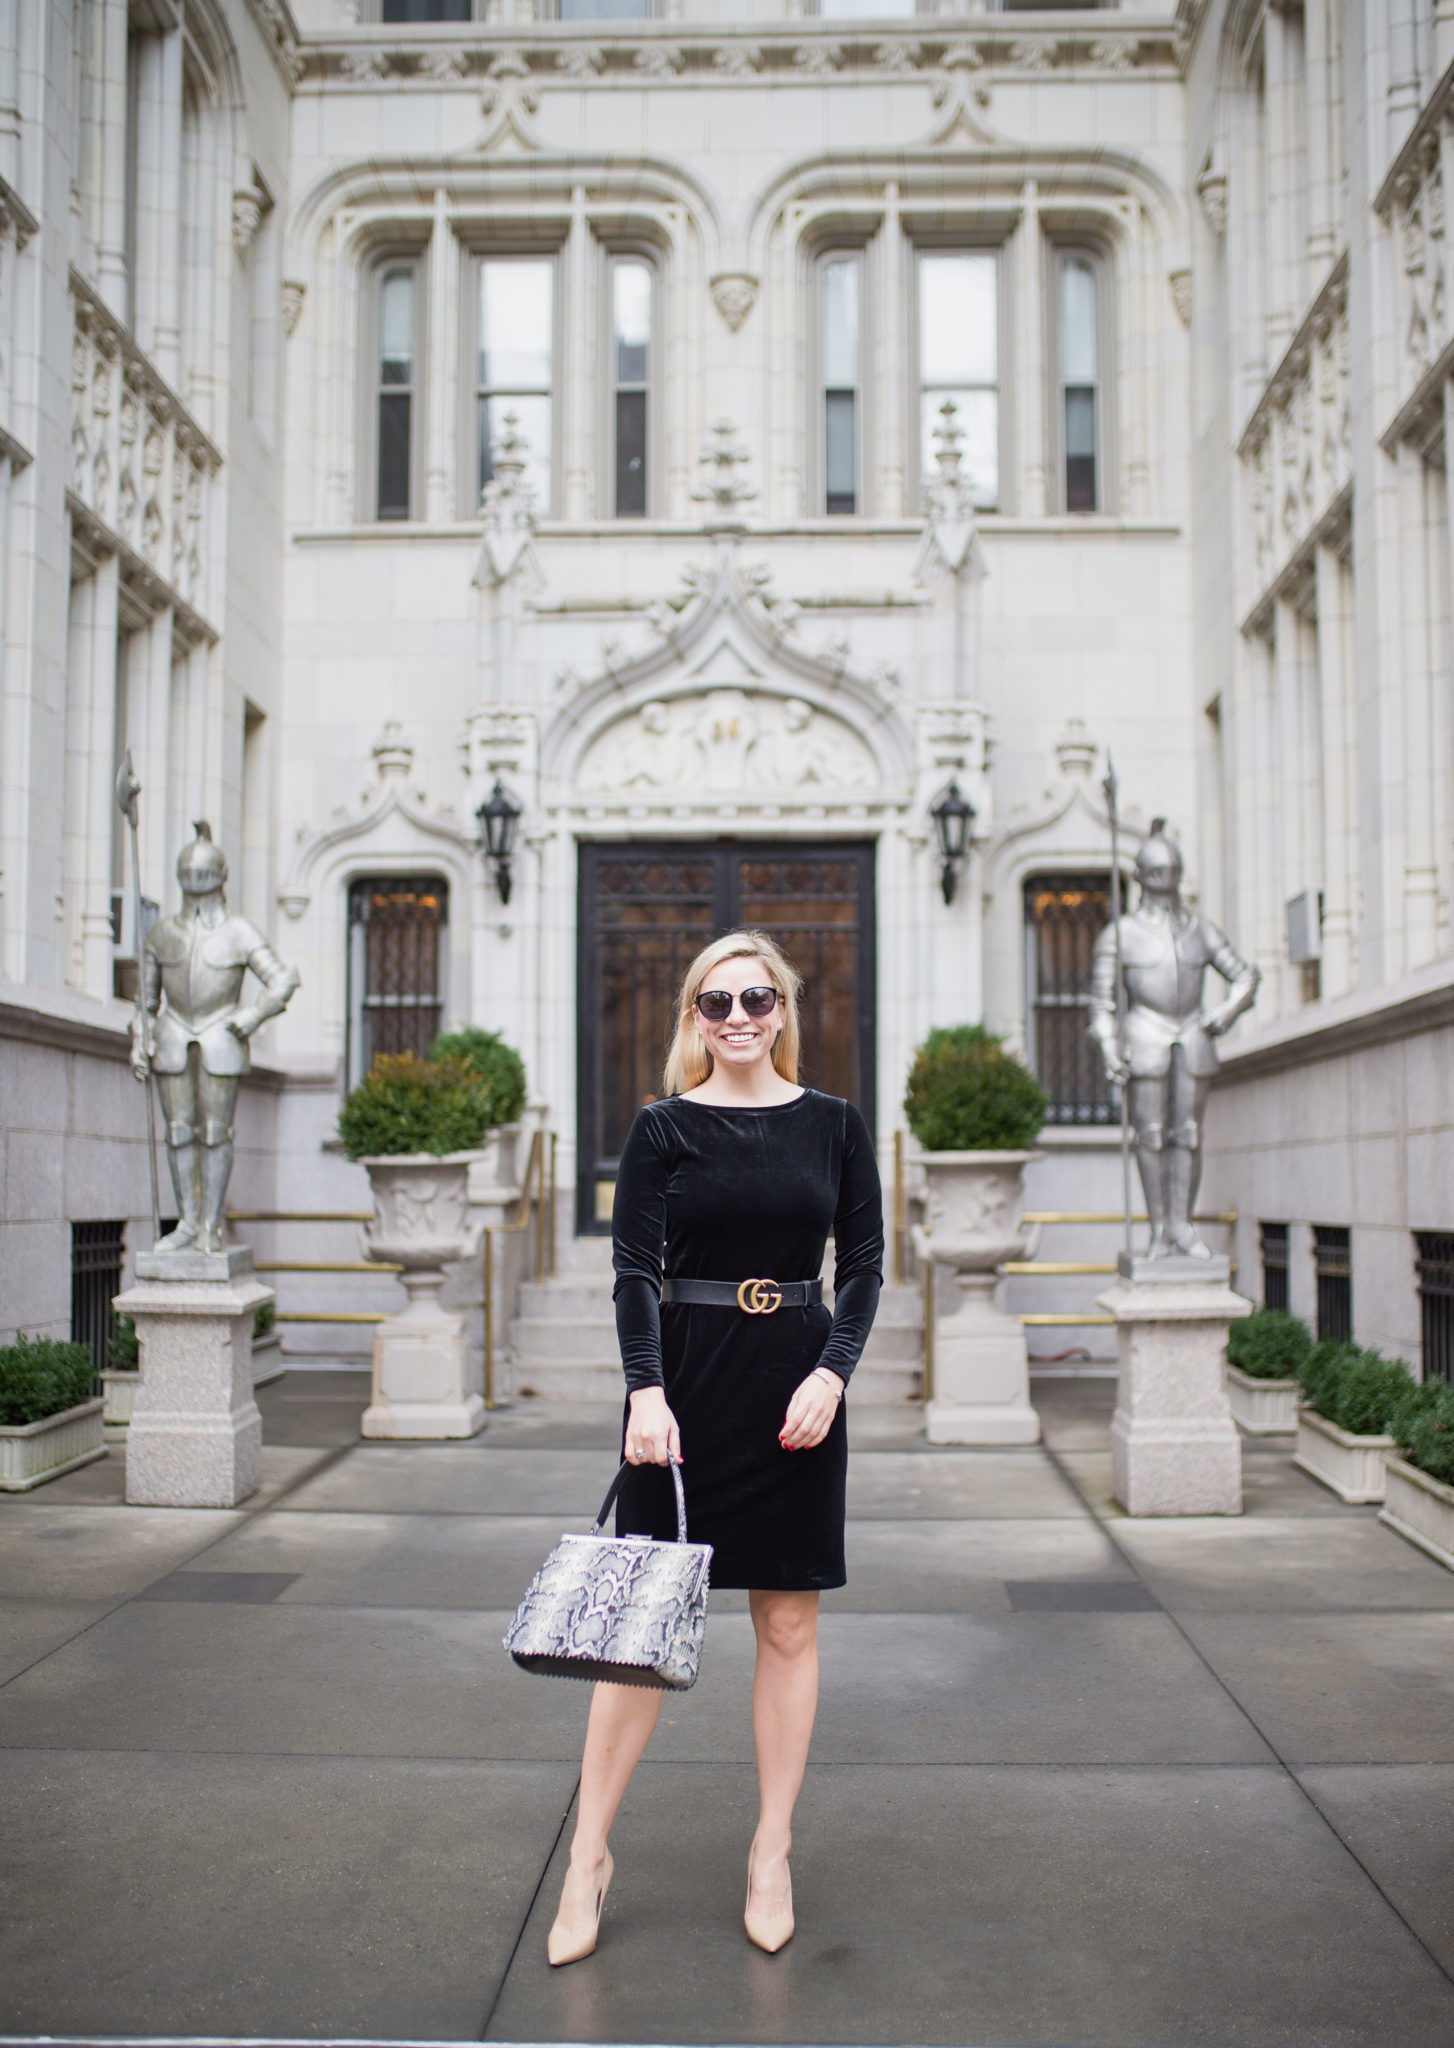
left=4, top=1, right=1449, bottom=1388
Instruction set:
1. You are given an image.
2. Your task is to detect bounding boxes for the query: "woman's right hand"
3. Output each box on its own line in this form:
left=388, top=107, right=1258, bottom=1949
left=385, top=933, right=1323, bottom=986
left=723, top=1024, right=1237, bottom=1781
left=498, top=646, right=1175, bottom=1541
left=626, top=1386, right=681, bottom=1466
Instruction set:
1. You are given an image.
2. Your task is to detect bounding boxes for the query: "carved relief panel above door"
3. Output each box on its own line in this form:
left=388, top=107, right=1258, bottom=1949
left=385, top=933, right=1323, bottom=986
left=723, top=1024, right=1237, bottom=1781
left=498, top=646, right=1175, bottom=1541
left=577, top=688, right=879, bottom=801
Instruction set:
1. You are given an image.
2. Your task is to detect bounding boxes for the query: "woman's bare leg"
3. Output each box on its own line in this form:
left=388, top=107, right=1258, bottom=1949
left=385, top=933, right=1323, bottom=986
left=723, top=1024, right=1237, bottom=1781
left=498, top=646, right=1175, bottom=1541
left=747, top=1588, right=820, bottom=1919
left=551, top=1680, right=662, bottom=1946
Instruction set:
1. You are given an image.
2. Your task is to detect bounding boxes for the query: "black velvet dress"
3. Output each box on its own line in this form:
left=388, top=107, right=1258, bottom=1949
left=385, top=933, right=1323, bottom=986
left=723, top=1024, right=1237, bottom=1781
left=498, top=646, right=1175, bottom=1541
left=611, top=1089, right=884, bottom=1590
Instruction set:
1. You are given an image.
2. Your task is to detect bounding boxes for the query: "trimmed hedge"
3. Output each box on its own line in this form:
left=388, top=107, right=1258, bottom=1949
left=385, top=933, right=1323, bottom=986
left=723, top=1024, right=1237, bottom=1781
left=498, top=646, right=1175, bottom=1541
left=254, top=1298, right=276, bottom=1340
left=0, top=1335, right=96, bottom=1426
left=904, top=1025, right=1048, bottom=1153
left=1393, top=1377, right=1454, bottom=1488
left=1297, top=1341, right=1418, bottom=1438
left=1226, top=1309, right=1314, bottom=1381
left=428, top=1028, right=527, bottom=1129
left=337, top=1052, right=500, bottom=1160
left=108, top=1314, right=139, bottom=1371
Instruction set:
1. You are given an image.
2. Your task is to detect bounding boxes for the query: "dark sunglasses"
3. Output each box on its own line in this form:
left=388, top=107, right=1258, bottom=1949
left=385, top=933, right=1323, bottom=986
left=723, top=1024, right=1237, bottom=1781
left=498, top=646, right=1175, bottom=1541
left=694, top=985, right=781, bottom=1023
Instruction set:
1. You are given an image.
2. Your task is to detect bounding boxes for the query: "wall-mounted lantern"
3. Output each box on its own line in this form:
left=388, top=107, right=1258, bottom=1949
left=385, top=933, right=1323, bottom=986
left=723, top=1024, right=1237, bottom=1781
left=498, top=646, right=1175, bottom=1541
left=929, top=779, right=975, bottom=905
left=476, top=779, right=522, bottom=904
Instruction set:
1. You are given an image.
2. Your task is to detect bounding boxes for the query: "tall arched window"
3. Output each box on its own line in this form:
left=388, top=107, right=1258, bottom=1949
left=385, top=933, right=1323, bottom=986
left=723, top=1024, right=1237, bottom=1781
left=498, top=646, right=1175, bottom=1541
left=1057, top=251, right=1103, bottom=513
left=1024, top=873, right=1113, bottom=1124
left=819, top=253, right=862, bottom=515
left=918, top=250, right=999, bottom=510
left=610, top=256, right=652, bottom=517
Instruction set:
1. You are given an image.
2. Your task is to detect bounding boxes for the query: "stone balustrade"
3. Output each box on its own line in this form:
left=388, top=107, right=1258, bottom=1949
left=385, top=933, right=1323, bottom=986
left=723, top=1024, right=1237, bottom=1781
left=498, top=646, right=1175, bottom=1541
left=69, top=268, right=222, bottom=643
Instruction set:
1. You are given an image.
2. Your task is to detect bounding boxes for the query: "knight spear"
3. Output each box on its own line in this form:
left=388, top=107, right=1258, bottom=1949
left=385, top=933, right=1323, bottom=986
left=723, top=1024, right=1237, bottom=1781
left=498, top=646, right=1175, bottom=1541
left=115, top=751, right=162, bottom=1244
left=1102, top=753, right=1134, bottom=1260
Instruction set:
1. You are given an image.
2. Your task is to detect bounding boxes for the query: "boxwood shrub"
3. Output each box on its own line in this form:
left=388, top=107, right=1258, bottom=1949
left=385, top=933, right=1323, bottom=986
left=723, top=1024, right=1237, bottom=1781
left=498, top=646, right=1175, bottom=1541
left=428, top=1028, right=527, bottom=1129
left=904, top=1025, right=1048, bottom=1153
left=1226, top=1309, right=1313, bottom=1381
left=1297, top=1340, right=1418, bottom=1437
left=337, top=1052, right=499, bottom=1161
left=1393, top=1376, right=1454, bottom=1488
left=108, top=1314, right=138, bottom=1371
left=0, top=1335, right=96, bottom=1426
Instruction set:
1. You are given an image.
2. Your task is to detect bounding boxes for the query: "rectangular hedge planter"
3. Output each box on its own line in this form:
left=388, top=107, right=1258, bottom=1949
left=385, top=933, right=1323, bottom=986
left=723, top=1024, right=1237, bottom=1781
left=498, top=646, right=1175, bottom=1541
left=252, top=1334, right=284, bottom=1387
left=1293, top=1405, right=1395, bottom=1504
left=1226, top=1365, right=1299, bottom=1435
left=0, top=1398, right=106, bottom=1491
left=1379, top=1455, right=1454, bottom=1571
left=101, top=1369, right=140, bottom=1425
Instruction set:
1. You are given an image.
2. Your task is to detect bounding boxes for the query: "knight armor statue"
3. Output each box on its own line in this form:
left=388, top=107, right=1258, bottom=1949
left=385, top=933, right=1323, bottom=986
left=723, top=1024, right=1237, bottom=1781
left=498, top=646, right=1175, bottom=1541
left=130, top=823, right=299, bottom=1253
left=1088, top=819, right=1259, bottom=1259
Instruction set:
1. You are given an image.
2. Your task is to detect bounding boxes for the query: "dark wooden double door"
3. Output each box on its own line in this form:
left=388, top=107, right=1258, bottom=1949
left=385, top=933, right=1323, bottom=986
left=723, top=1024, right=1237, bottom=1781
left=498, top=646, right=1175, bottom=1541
left=577, top=841, right=876, bottom=1232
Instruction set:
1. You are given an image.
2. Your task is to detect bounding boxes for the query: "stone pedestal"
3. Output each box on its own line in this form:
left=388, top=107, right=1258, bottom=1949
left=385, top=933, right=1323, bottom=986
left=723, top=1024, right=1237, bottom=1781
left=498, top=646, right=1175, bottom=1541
left=115, top=1249, right=269, bottom=1508
left=925, top=1268, right=1041, bottom=1445
left=1098, top=1255, right=1248, bottom=1516
left=358, top=1152, right=486, bottom=1440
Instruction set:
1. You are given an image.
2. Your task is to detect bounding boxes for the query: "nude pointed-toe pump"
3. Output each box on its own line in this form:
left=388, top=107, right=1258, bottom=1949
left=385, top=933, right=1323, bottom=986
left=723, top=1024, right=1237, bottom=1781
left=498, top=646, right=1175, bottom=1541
left=547, top=1848, right=614, bottom=1967
left=744, top=1836, right=794, bottom=1954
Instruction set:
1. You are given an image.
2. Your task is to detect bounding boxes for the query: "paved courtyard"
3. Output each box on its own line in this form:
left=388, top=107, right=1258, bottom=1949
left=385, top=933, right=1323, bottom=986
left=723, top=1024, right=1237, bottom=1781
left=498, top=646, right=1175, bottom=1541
left=0, top=1374, right=1452, bottom=2047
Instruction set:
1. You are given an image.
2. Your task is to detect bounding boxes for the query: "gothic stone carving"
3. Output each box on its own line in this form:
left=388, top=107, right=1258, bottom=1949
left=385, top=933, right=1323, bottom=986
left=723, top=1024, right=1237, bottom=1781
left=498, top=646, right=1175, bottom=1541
left=578, top=690, right=878, bottom=800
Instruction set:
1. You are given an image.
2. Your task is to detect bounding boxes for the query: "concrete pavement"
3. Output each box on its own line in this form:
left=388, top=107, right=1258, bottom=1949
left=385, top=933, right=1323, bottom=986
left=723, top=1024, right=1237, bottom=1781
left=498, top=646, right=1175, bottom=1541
left=0, top=1373, right=1452, bottom=2045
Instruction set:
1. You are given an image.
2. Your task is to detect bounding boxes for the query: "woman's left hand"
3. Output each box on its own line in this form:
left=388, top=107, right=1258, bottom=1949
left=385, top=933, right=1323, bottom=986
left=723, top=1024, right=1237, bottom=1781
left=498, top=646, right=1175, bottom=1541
left=779, top=1367, right=844, bottom=1451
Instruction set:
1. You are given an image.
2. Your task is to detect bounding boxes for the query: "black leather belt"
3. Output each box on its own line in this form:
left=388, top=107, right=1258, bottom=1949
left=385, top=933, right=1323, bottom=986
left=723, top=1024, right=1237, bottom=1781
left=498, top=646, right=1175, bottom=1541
left=660, top=1277, right=822, bottom=1315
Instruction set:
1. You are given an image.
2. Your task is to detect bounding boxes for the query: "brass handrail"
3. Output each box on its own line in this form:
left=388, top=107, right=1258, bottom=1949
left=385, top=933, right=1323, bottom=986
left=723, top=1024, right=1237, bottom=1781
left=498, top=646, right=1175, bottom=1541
left=482, top=1126, right=557, bottom=1409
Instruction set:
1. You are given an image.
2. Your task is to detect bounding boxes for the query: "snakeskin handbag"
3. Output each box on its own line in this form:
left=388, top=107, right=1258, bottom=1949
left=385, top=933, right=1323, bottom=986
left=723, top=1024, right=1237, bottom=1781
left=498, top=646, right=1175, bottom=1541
left=503, top=1460, right=713, bottom=1691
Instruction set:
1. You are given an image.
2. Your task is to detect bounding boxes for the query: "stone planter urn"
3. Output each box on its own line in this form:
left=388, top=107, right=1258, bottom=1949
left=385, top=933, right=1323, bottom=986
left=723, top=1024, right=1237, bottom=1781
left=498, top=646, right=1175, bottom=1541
left=914, top=1150, right=1042, bottom=1444
left=359, top=1153, right=486, bottom=1440
left=1380, top=1455, right=1454, bottom=1571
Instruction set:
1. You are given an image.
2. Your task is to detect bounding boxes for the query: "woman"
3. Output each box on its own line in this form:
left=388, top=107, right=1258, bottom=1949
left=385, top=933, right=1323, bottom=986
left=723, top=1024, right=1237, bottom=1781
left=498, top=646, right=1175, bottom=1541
left=547, top=928, right=883, bottom=1965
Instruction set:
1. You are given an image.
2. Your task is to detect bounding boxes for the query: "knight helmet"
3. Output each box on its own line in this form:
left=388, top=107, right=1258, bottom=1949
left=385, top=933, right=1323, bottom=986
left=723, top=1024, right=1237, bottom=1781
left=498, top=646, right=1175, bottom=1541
left=1134, top=817, right=1183, bottom=890
left=176, top=819, right=228, bottom=893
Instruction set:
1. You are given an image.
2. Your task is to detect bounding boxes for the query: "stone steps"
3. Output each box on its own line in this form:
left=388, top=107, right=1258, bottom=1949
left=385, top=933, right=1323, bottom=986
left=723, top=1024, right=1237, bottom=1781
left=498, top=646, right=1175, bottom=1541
left=509, top=1268, right=923, bottom=1404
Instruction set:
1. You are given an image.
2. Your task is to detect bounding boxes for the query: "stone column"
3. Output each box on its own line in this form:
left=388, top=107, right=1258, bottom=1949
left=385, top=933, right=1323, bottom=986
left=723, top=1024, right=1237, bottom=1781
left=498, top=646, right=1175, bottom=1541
left=1398, top=443, right=1440, bottom=969
left=133, top=25, right=183, bottom=383
left=1012, top=182, right=1045, bottom=517
left=1315, top=541, right=1355, bottom=995
left=64, top=554, right=121, bottom=999
left=117, top=1256, right=269, bottom=1509
left=877, top=184, right=906, bottom=519
left=1387, top=0, right=1421, bottom=156
left=1272, top=596, right=1306, bottom=1008
left=1099, top=1257, right=1249, bottom=1516
left=1303, top=0, right=1337, bottom=271
left=1262, top=4, right=1297, bottom=356
left=424, top=187, right=457, bottom=523
left=95, top=0, right=130, bottom=321
left=562, top=185, right=591, bottom=521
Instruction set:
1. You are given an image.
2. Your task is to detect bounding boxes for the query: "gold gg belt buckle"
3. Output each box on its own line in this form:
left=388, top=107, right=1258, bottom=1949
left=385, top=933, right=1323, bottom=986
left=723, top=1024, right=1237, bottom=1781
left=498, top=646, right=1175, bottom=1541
left=736, top=1277, right=783, bottom=1315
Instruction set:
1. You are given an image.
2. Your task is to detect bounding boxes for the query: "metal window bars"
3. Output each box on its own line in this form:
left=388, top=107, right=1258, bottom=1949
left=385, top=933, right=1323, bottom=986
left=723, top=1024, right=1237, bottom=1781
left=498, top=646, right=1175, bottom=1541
left=1414, top=1230, right=1454, bottom=1386
left=1313, top=1225, right=1352, bottom=1344
left=1260, top=1221, right=1290, bottom=1312
left=71, top=1220, right=125, bottom=1385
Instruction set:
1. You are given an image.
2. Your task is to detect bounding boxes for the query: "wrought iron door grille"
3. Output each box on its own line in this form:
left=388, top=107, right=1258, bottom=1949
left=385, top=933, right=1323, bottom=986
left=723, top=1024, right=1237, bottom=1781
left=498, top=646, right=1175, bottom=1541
left=1312, top=1224, right=1352, bottom=1344
left=578, top=842, right=876, bottom=1232
left=1260, top=1221, right=1290, bottom=1312
left=1415, top=1230, right=1454, bottom=1385
left=71, top=1220, right=125, bottom=1384
left=1024, top=874, right=1114, bottom=1125
left=346, top=876, right=448, bottom=1084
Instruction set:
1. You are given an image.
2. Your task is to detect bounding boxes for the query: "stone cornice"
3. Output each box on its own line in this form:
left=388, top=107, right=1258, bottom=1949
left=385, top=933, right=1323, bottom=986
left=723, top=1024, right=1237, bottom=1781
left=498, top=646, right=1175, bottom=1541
left=0, top=982, right=286, bottom=1090
left=1373, top=53, right=1454, bottom=218
left=294, top=22, right=1182, bottom=91
left=0, top=171, right=40, bottom=248
left=1213, top=956, right=1454, bottom=1085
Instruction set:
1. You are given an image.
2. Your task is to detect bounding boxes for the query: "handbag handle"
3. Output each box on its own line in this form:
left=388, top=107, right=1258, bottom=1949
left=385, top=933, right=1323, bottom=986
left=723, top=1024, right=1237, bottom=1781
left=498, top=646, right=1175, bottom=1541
left=590, top=1457, right=689, bottom=1544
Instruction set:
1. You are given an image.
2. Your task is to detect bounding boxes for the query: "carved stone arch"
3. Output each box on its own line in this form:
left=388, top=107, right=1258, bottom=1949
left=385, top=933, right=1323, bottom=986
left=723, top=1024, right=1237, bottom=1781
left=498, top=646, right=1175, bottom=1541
left=539, top=552, right=915, bottom=810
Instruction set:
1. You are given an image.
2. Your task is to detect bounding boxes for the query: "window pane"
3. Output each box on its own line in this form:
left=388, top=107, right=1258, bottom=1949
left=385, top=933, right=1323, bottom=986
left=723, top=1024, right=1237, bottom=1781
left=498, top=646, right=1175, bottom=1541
left=1061, top=256, right=1097, bottom=384
left=479, top=393, right=552, bottom=514
left=920, top=253, right=996, bottom=386
left=479, top=260, right=553, bottom=390
left=559, top=0, right=649, bottom=16
left=377, top=392, right=411, bottom=520
left=379, top=268, right=413, bottom=386
left=614, top=261, right=651, bottom=385
left=825, top=390, right=856, bottom=513
left=818, top=0, right=917, bottom=15
left=921, top=387, right=997, bottom=509
left=821, top=259, right=859, bottom=389
left=1065, top=388, right=1096, bottom=512
left=383, top=0, right=472, bottom=19
left=616, top=389, right=647, bottom=516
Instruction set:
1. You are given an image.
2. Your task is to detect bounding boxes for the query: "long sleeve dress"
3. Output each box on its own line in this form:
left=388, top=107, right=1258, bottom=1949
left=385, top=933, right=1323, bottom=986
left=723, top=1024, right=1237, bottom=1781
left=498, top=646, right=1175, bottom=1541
left=611, top=1089, right=884, bottom=1590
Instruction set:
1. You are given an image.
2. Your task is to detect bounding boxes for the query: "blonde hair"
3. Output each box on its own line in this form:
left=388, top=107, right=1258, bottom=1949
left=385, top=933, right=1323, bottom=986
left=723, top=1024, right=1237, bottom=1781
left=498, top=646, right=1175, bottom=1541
left=663, top=929, right=803, bottom=1096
